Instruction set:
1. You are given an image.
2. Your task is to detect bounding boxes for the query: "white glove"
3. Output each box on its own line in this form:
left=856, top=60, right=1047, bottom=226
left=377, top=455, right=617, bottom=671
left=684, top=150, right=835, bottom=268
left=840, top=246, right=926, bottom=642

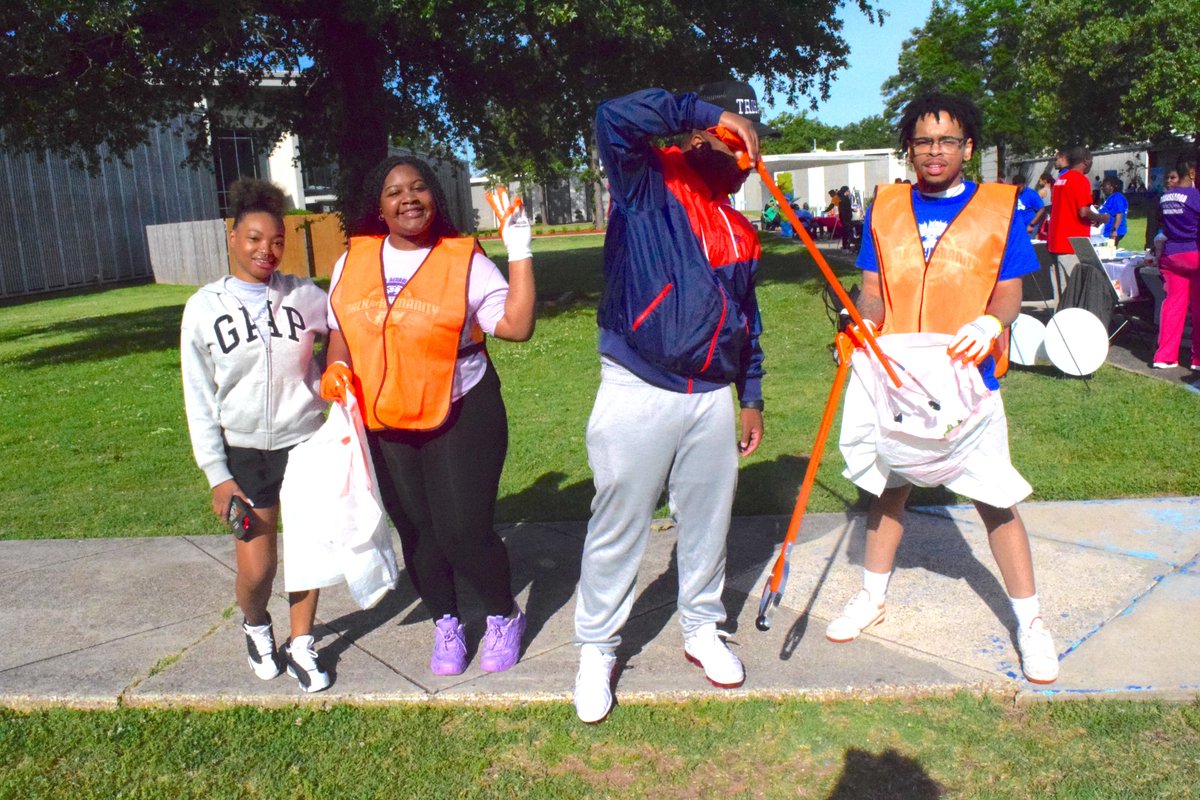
left=947, top=314, right=1002, bottom=364
left=485, top=186, right=532, bottom=262
left=845, top=317, right=876, bottom=348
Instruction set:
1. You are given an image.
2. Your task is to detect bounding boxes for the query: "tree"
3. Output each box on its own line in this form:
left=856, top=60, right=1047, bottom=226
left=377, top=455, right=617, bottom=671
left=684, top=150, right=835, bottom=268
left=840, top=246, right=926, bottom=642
left=834, top=115, right=894, bottom=150
left=761, top=111, right=892, bottom=155
left=1022, top=0, right=1200, bottom=148
left=1, top=0, right=883, bottom=232
left=880, top=0, right=1034, bottom=178
left=456, top=1, right=888, bottom=227
left=761, top=111, right=837, bottom=154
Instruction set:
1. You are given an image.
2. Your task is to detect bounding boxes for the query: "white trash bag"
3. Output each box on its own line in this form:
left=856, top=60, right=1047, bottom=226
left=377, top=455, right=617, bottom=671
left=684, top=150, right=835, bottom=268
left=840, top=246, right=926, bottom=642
left=846, top=332, right=995, bottom=487
left=280, top=394, right=399, bottom=609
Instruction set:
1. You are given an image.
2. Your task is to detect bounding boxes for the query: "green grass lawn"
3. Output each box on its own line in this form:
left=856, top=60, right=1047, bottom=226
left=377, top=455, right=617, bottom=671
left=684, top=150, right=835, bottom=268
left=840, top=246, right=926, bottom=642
left=1, top=228, right=1198, bottom=539
left=2, top=696, right=1199, bottom=798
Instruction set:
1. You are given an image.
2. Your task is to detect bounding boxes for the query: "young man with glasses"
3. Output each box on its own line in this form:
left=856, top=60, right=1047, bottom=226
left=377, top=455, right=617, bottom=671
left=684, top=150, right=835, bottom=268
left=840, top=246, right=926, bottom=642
left=827, top=92, right=1059, bottom=685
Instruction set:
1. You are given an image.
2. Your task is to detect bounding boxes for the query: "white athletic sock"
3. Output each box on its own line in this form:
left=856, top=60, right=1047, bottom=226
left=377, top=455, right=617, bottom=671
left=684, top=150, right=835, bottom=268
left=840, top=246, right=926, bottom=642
left=862, top=569, right=891, bottom=604
left=1009, top=593, right=1041, bottom=629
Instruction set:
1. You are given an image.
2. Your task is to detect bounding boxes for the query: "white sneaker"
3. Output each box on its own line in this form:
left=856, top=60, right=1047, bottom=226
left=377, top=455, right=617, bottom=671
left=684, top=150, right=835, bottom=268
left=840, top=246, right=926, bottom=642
left=825, top=589, right=885, bottom=643
left=683, top=624, right=745, bottom=688
left=284, top=634, right=332, bottom=693
left=242, top=617, right=283, bottom=680
left=574, top=644, right=616, bottom=724
left=1017, top=617, right=1059, bottom=684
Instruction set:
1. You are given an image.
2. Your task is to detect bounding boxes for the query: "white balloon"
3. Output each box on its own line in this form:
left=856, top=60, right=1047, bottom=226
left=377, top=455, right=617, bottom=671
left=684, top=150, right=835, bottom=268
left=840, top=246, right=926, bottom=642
left=1009, top=313, right=1047, bottom=366
left=1044, top=308, right=1109, bottom=376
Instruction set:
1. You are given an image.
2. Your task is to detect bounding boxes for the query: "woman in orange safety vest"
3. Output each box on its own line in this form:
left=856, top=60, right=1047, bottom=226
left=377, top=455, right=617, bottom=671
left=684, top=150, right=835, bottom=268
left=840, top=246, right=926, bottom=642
left=322, top=156, right=536, bottom=677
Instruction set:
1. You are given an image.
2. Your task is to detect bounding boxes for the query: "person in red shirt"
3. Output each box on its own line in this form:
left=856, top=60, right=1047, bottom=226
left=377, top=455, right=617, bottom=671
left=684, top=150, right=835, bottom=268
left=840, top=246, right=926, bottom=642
left=1047, top=146, right=1109, bottom=277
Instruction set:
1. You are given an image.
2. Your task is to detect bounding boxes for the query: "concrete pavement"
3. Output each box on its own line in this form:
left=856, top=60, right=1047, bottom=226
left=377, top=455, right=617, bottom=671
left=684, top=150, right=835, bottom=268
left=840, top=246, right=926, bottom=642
left=2, top=496, right=1198, bottom=710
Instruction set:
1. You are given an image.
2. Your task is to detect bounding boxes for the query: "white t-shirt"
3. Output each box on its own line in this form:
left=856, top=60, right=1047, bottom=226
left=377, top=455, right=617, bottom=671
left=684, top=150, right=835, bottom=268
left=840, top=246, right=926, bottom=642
left=226, top=277, right=272, bottom=340
left=327, top=240, right=510, bottom=401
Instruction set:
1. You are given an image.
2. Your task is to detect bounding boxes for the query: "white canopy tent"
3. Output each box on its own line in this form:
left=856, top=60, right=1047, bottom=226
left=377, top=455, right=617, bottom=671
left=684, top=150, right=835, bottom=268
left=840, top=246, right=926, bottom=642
left=737, top=148, right=910, bottom=213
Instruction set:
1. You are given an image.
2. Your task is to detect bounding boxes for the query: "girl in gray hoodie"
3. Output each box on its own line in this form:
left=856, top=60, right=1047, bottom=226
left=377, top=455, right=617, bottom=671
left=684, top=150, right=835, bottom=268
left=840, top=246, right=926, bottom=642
left=180, top=179, right=331, bottom=692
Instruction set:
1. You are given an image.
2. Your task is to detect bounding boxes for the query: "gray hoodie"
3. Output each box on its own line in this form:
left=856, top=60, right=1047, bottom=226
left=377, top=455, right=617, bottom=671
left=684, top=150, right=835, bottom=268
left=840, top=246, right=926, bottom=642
left=180, top=272, right=328, bottom=487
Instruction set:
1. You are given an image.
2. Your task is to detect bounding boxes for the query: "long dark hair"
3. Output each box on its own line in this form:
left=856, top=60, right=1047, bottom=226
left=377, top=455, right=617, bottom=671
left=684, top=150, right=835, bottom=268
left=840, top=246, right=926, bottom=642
left=363, top=155, right=459, bottom=240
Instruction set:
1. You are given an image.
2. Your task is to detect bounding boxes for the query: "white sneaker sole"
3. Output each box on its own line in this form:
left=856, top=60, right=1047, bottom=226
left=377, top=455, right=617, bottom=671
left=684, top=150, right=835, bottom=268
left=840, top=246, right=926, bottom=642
left=575, top=664, right=616, bottom=724
left=683, top=652, right=745, bottom=689
left=1023, top=670, right=1058, bottom=685
left=825, top=610, right=885, bottom=643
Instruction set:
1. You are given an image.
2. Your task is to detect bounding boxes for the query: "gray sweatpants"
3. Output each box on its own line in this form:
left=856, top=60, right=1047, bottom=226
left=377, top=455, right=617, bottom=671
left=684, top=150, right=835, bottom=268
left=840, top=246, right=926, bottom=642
left=574, top=358, right=739, bottom=650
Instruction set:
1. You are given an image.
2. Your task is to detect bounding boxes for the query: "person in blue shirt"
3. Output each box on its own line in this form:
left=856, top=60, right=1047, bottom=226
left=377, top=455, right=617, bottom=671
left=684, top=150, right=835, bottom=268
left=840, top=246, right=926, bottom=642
left=796, top=202, right=816, bottom=236
left=1099, top=176, right=1129, bottom=246
left=827, top=91, right=1059, bottom=687
left=1012, top=173, right=1044, bottom=238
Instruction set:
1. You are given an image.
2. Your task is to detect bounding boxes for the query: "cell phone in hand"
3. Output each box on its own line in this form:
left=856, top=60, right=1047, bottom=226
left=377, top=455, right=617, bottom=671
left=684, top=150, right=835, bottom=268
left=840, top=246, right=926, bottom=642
left=228, top=496, right=253, bottom=540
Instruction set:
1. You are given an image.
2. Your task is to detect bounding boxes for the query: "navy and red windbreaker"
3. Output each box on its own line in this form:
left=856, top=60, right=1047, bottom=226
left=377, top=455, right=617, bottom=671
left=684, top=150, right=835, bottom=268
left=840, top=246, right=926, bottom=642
left=595, top=88, right=765, bottom=404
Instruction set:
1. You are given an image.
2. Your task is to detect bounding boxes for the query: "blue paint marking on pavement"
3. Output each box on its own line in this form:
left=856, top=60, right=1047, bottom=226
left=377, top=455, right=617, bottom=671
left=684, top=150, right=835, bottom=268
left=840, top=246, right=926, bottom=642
left=1073, top=542, right=1170, bottom=563
left=1059, top=572, right=1169, bottom=658
left=1145, top=504, right=1200, bottom=533
left=1035, top=684, right=1200, bottom=697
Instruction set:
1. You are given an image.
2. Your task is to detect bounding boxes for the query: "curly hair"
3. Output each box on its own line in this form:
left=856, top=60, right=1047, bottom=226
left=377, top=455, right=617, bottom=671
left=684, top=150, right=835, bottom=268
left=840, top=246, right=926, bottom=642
left=897, top=92, right=982, bottom=151
left=228, top=178, right=286, bottom=227
left=362, top=155, right=459, bottom=240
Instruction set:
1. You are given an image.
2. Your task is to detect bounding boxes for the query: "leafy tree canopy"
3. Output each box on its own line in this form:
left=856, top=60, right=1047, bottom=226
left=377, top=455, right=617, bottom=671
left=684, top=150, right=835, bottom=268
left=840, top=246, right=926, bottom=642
left=0, top=0, right=883, bottom=231
left=878, top=0, right=1200, bottom=167
left=880, top=0, right=1033, bottom=174
left=761, top=111, right=893, bottom=154
left=1022, top=0, right=1200, bottom=147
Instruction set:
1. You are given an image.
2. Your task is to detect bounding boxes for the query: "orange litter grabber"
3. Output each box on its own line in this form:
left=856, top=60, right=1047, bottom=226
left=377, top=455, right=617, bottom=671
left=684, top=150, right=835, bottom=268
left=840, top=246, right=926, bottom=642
left=708, top=126, right=902, bottom=631
left=757, top=177, right=899, bottom=387
left=706, top=125, right=899, bottom=386
left=756, top=330, right=858, bottom=630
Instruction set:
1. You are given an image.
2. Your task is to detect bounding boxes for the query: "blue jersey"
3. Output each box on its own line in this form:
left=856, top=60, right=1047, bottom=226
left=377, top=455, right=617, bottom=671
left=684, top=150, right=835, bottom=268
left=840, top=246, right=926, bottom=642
left=858, top=181, right=1038, bottom=389
left=1015, top=186, right=1043, bottom=230
left=1100, top=191, right=1129, bottom=238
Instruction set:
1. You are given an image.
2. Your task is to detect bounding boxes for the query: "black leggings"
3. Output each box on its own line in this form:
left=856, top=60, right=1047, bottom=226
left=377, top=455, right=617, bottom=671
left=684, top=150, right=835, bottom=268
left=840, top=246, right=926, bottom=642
left=367, top=362, right=514, bottom=619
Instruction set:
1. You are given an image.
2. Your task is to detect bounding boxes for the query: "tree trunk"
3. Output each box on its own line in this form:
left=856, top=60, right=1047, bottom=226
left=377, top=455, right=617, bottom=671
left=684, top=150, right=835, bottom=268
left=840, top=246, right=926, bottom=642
left=312, top=13, right=390, bottom=236
left=589, top=137, right=606, bottom=231
left=995, top=140, right=1007, bottom=184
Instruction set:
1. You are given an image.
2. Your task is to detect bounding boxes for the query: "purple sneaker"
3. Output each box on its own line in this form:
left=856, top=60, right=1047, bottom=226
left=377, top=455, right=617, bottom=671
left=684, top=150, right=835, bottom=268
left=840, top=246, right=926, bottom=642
left=431, top=615, right=467, bottom=676
left=479, top=610, right=527, bottom=672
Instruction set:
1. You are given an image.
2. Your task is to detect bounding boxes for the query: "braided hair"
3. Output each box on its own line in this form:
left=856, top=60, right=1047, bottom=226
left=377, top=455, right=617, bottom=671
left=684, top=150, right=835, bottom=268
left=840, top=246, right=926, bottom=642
left=897, top=92, right=982, bottom=151
left=364, top=155, right=459, bottom=240
left=228, top=178, right=286, bottom=227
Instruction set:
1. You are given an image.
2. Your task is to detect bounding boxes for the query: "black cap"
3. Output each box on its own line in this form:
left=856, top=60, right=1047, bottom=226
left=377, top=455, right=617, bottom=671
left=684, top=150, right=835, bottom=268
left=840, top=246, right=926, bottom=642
left=695, top=80, right=781, bottom=138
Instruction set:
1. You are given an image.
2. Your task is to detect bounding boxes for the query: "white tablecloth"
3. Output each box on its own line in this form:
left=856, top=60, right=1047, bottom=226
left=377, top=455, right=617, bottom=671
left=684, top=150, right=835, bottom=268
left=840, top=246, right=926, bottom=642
left=1101, top=254, right=1145, bottom=301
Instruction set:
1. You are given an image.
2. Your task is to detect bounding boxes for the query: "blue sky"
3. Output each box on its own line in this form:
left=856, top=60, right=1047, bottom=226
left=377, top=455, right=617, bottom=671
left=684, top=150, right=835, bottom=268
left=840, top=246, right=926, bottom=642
left=757, top=0, right=933, bottom=127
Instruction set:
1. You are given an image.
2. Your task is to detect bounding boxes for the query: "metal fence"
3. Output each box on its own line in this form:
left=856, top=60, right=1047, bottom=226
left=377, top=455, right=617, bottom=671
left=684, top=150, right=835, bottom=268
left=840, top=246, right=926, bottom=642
left=0, top=120, right=219, bottom=301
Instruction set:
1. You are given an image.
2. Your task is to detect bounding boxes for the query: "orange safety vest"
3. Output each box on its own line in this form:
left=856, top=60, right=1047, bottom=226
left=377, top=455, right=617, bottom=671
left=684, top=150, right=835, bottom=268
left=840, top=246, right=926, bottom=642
left=870, top=182, right=1017, bottom=375
left=331, top=235, right=484, bottom=431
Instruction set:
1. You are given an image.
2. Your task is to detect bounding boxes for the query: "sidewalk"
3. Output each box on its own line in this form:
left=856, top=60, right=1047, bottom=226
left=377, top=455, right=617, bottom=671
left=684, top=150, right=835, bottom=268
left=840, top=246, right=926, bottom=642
left=2, top=497, right=1198, bottom=710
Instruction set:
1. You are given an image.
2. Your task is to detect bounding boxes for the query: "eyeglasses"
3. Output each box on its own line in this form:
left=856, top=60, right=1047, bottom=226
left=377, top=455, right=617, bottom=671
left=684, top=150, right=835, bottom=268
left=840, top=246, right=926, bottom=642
left=909, top=136, right=967, bottom=154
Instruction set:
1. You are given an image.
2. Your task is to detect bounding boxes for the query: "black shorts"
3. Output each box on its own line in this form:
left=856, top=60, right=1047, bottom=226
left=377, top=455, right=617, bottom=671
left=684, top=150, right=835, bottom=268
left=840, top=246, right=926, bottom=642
left=223, top=443, right=293, bottom=508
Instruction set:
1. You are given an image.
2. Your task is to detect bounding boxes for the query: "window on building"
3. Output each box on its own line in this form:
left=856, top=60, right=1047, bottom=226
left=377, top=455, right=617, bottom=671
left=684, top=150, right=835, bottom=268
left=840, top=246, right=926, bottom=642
left=213, top=129, right=267, bottom=216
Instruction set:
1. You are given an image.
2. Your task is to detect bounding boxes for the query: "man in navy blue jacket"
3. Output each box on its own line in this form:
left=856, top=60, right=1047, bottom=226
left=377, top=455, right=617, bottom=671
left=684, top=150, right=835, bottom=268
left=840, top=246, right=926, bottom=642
left=573, top=82, right=773, bottom=723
